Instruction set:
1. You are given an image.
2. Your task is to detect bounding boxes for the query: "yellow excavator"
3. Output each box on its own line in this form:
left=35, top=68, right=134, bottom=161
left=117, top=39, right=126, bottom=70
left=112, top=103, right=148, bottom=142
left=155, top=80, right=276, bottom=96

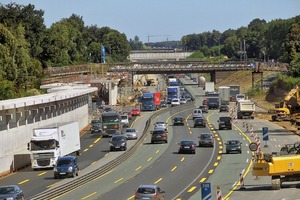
left=270, top=85, right=300, bottom=121
left=250, top=142, right=300, bottom=190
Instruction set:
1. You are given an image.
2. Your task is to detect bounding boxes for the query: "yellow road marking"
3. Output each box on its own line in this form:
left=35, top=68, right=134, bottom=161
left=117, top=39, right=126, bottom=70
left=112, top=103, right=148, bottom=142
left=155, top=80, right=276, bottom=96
left=91, top=161, right=97, bottom=165
left=208, top=169, right=214, bottom=174
left=81, top=192, right=97, bottom=200
left=135, top=166, right=142, bottom=171
left=156, top=149, right=160, bottom=153
left=218, top=150, right=223, bottom=154
left=114, top=178, right=124, bottom=183
left=38, top=172, right=47, bottom=176
left=104, top=153, right=108, bottom=157
left=199, top=178, right=206, bottom=182
left=181, top=157, right=185, bottom=162
left=83, top=148, right=88, bottom=152
left=171, top=166, right=177, bottom=171
left=94, top=137, right=101, bottom=143
left=217, top=138, right=220, bottom=141
left=47, top=182, right=59, bottom=188
left=214, top=162, right=218, bottom=166
left=89, top=144, right=94, bottom=148
left=187, top=186, right=197, bottom=192
left=147, top=157, right=152, bottom=161
left=127, top=195, right=135, bottom=200
left=219, top=146, right=223, bottom=149
left=217, top=156, right=221, bottom=160
left=18, top=179, right=29, bottom=184
left=154, top=178, right=163, bottom=184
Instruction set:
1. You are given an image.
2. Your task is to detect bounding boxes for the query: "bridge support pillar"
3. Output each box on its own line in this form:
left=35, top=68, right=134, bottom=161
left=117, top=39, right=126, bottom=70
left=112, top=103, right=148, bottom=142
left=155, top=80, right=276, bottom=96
left=210, top=71, right=216, bottom=83
left=109, top=82, right=118, bottom=105
left=251, top=71, right=263, bottom=89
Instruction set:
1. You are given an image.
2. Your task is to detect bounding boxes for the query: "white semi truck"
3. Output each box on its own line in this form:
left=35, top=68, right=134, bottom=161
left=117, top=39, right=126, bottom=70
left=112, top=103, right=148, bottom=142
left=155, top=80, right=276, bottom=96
left=205, top=82, right=215, bottom=95
left=28, top=121, right=81, bottom=170
left=237, top=100, right=255, bottom=119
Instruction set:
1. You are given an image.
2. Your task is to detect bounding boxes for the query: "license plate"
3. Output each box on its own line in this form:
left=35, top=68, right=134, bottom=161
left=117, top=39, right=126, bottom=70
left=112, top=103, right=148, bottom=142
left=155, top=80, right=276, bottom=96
left=115, top=146, right=120, bottom=148
left=156, top=135, right=161, bottom=138
left=184, top=146, right=190, bottom=149
left=142, top=197, right=150, bottom=200
left=231, top=148, right=236, bottom=150
left=59, top=172, right=66, bottom=175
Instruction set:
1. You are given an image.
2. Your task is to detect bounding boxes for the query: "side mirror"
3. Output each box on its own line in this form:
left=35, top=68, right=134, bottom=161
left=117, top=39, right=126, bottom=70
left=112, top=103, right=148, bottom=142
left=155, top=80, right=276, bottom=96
left=217, top=120, right=219, bottom=123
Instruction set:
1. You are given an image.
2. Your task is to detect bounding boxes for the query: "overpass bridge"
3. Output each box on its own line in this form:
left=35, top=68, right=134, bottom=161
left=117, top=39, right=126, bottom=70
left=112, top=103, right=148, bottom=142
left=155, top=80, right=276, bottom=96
left=44, top=61, right=289, bottom=86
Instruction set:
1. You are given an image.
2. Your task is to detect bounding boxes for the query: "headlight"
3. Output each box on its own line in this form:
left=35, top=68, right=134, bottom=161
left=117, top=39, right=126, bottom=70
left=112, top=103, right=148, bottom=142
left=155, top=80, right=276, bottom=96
left=103, top=126, right=107, bottom=129
left=121, top=142, right=126, bottom=146
left=68, top=166, right=73, bottom=172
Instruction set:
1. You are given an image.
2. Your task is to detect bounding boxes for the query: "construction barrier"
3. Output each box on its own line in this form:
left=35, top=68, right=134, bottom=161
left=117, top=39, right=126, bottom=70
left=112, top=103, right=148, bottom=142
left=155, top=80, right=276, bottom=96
left=239, top=173, right=246, bottom=189
left=250, top=126, right=254, bottom=137
left=242, top=120, right=245, bottom=128
left=216, top=186, right=223, bottom=200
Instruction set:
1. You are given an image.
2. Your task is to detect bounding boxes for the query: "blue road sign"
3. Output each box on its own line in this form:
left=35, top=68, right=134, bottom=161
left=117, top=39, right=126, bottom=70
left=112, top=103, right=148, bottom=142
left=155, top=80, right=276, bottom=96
left=101, top=45, right=106, bottom=63
left=262, top=127, right=269, bottom=141
left=201, top=183, right=211, bottom=200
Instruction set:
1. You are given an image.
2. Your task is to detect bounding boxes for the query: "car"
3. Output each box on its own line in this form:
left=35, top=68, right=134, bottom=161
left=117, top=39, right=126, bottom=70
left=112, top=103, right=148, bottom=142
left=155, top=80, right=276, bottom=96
left=134, top=184, right=165, bottom=200
left=180, top=98, right=187, bottom=104
left=154, top=121, right=168, bottom=131
left=151, top=129, right=168, bottom=144
left=198, top=133, right=214, bottom=147
left=178, top=140, right=196, bottom=154
left=0, top=185, right=24, bottom=200
left=225, top=139, right=242, bottom=154
left=193, top=117, right=206, bottom=127
left=131, top=108, right=141, bottom=116
left=120, top=114, right=129, bottom=127
left=192, top=108, right=203, bottom=119
left=171, top=98, right=180, bottom=107
left=109, top=135, right=127, bottom=151
left=173, top=116, right=184, bottom=126
left=122, top=128, right=138, bottom=140
left=198, top=105, right=209, bottom=113
left=54, top=156, right=79, bottom=179
left=220, top=104, right=229, bottom=112
left=184, top=94, right=192, bottom=102
left=218, top=116, right=232, bottom=130
left=104, top=106, right=113, bottom=112
left=160, top=100, right=167, bottom=107
left=90, top=119, right=102, bottom=133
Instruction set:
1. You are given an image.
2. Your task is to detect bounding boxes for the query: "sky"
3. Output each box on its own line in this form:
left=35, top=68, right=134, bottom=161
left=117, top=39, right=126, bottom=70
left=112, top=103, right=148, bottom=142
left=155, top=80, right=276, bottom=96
left=1, top=0, right=300, bottom=43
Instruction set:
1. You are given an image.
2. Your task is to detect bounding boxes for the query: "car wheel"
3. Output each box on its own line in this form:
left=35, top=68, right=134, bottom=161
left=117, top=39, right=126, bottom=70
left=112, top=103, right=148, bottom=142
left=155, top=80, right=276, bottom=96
left=72, top=171, right=76, bottom=178
left=199, top=142, right=201, bottom=147
left=110, top=147, right=113, bottom=151
left=151, top=141, right=154, bottom=144
left=76, top=169, right=79, bottom=176
left=54, top=175, right=58, bottom=179
left=239, top=150, right=242, bottom=154
left=226, top=151, right=229, bottom=154
left=193, top=151, right=196, bottom=154
left=165, top=140, right=168, bottom=143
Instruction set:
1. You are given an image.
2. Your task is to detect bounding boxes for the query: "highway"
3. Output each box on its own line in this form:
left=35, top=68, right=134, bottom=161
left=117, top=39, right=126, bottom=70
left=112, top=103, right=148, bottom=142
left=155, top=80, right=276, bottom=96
left=0, top=75, right=299, bottom=200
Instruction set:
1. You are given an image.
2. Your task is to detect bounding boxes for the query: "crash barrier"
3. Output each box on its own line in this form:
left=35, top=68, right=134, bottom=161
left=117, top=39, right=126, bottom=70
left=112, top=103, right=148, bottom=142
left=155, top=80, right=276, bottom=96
left=28, top=100, right=194, bottom=199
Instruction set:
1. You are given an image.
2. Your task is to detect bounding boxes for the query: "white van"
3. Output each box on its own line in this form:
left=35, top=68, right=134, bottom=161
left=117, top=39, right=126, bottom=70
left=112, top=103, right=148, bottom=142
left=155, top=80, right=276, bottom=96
left=120, top=114, right=129, bottom=127
left=193, top=109, right=203, bottom=119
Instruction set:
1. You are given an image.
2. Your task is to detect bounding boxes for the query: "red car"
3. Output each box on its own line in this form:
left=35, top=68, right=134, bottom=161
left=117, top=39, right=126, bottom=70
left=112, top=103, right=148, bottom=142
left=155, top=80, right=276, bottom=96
left=131, top=108, right=141, bottom=116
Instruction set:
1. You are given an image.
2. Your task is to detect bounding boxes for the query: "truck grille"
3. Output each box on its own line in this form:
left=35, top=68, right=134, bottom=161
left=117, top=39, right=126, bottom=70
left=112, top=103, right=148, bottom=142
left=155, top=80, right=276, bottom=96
left=37, top=159, right=51, bottom=166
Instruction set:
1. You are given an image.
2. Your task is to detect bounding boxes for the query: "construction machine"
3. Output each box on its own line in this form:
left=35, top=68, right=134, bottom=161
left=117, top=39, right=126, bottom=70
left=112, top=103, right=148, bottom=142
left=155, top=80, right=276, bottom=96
left=250, top=142, right=300, bottom=190
left=270, top=85, right=300, bottom=121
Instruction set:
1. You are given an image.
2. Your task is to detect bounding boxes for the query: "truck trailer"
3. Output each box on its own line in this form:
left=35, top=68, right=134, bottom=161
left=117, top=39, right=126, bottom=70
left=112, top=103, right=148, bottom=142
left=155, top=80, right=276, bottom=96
left=229, top=85, right=240, bottom=102
left=153, top=92, right=161, bottom=110
left=28, top=121, right=81, bottom=170
left=141, top=92, right=155, bottom=111
left=219, top=86, right=230, bottom=105
left=167, top=86, right=180, bottom=104
left=205, top=82, right=215, bottom=95
left=237, top=99, right=255, bottom=119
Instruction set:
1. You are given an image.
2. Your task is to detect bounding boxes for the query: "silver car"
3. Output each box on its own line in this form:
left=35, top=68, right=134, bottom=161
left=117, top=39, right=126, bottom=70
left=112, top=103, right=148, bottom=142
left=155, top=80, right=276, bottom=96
left=134, top=184, right=165, bottom=200
left=154, top=121, right=167, bottom=131
left=123, top=128, right=138, bottom=140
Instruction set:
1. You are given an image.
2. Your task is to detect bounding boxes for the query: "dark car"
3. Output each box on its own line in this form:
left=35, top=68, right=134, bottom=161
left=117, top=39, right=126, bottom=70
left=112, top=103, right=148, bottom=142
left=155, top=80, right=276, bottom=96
left=199, top=105, right=209, bottom=113
left=173, top=116, right=184, bottom=126
left=104, top=106, right=113, bottom=112
left=178, top=140, right=196, bottom=154
left=220, top=104, right=229, bottom=112
left=198, top=133, right=214, bottom=147
left=54, top=156, right=79, bottom=179
left=134, top=184, right=165, bottom=200
left=109, top=135, right=127, bottom=151
left=90, top=119, right=102, bottom=133
left=193, top=117, right=206, bottom=128
left=218, top=116, right=232, bottom=130
left=151, top=129, right=168, bottom=144
left=0, top=185, right=24, bottom=200
left=160, top=101, right=167, bottom=107
left=225, top=139, right=242, bottom=154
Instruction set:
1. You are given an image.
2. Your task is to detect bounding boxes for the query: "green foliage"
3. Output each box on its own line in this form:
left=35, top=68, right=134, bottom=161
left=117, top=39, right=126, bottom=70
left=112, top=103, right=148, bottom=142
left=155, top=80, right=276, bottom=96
left=0, top=80, right=16, bottom=100
left=271, top=74, right=300, bottom=91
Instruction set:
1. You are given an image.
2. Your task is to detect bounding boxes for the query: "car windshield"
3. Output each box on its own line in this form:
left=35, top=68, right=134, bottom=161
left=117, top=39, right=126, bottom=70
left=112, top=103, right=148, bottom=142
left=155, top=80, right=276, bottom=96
left=201, top=134, right=211, bottom=138
left=121, top=116, right=127, bottom=119
left=57, top=159, right=72, bottom=166
left=137, top=187, right=155, bottom=194
left=112, top=136, right=125, bottom=141
left=228, top=141, right=239, bottom=145
left=180, top=141, right=193, bottom=145
left=152, top=130, right=165, bottom=135
left=175, top=117, right=183, bottom=120
left=156, top=122, right=165, bottom=125
left=0, top=187, right=15, bottom=194
left=220, top=117, right=231, bottom=122
left=91, top=120, right=101, bottom=124
left=126, top=129, right=135, bottom=132
left=172, top=99, right=179, bottom=102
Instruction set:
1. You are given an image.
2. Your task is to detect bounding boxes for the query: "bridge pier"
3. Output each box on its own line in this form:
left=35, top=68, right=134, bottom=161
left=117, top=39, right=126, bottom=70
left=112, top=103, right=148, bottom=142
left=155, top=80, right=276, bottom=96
left=252, top=71, right=263, bottom=89
left=210, top=71, right=216, bottom=83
